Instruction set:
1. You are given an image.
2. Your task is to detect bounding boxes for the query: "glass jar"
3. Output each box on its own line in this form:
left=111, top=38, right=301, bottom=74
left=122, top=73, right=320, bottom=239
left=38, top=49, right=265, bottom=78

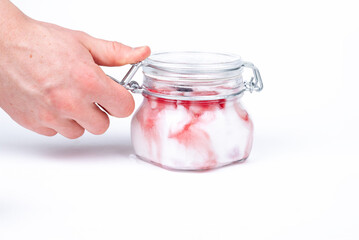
left=109, top=51, right=263, bottom=171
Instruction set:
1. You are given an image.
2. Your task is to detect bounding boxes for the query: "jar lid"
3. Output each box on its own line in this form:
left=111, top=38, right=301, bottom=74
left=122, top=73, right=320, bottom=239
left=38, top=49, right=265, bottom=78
left=108, top=51, right=263, bottom=101
left=142, top=51, right=243, bottom=75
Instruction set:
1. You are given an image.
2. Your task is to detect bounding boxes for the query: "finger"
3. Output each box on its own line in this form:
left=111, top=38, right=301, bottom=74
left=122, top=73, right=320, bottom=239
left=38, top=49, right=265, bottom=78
left=33, top=126, right=57, bottom=137
left=72, top=103, right=110, bottom=135
left=79, top=34, right=151, bottom=66
left=91, top=67, right=135, bottom=118
left=50, top=119, right=85, bottom=139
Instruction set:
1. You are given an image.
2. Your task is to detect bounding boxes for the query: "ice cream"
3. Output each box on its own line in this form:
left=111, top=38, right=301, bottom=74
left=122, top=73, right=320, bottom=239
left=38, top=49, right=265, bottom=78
left=131, top=94, right=253, bottom=171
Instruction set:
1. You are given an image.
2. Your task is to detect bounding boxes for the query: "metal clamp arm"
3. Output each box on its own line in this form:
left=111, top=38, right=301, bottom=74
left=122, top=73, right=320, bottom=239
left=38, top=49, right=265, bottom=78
left=241, top=61, right=263, bottom=93
left=107, top=62, right=143, bottom=93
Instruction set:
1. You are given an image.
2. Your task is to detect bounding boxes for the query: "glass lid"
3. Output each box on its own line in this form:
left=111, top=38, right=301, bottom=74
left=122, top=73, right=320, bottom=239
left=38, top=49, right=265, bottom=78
left=142, top=51, right=243, bottom=74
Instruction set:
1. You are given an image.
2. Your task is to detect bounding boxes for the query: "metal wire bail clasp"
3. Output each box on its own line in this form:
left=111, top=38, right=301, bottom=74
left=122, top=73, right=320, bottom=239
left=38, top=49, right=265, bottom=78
left=107, top=62, right=143, bottom=93
left=241, top=61, right=263, bottom=93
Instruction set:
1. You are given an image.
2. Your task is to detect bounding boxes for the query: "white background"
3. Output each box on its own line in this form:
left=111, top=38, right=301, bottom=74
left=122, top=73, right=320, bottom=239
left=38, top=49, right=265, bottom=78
left=1, top=0, right=359, bottom=239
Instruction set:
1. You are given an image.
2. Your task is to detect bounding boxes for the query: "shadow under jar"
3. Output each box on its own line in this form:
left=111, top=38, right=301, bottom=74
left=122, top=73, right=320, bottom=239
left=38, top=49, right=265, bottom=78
left=113, top=51, right=263, bottom=171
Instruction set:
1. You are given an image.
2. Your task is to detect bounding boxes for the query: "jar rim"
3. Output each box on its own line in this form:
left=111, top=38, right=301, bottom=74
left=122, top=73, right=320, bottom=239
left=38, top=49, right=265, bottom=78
left=142, top=51, right=243, bottom=73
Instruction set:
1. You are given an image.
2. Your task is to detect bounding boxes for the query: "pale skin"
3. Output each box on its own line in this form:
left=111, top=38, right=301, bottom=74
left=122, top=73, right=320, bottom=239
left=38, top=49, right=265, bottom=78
left=0, top=0, right=151, bottom=139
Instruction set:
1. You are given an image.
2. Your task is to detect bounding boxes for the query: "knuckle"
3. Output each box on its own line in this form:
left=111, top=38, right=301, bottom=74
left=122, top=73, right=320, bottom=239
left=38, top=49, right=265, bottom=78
left=75, top=30, right=87, bottom=37
left=43, top=88, right=75, bottom=115
left=110, top=41, right=122, bottom=54
left=107, top=41, right=123, bottom=64
left=38, top=110, right=57, bottom=125
left=71, top=64, right=94, bottom=81
left=71, top=66, right=100, bottom=94
left=53, top=98, right=76, bottom=115
left=72, top=30, right=89, bottom=41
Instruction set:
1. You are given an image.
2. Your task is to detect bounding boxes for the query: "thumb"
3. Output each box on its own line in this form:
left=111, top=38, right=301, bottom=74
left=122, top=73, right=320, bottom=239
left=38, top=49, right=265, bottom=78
left=80, top=33, right=151, bottom=66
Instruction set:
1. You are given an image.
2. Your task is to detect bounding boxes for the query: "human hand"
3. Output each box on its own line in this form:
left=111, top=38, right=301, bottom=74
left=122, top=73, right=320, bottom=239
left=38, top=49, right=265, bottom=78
left=0, top=1, right=150, bottom=139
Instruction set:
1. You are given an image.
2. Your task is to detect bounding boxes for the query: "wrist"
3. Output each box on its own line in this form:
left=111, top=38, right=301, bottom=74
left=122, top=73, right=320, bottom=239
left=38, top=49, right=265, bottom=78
left=0, top=1, right=31, bottom=42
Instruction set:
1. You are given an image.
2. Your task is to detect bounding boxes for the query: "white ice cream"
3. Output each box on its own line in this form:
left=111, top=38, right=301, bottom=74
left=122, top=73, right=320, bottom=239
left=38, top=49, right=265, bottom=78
left=131, top=96, right=253, bottom=171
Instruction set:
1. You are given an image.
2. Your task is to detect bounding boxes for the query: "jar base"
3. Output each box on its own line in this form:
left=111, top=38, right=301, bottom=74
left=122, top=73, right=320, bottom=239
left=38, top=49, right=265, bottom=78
left=135, top=155, right=248, bottom=172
